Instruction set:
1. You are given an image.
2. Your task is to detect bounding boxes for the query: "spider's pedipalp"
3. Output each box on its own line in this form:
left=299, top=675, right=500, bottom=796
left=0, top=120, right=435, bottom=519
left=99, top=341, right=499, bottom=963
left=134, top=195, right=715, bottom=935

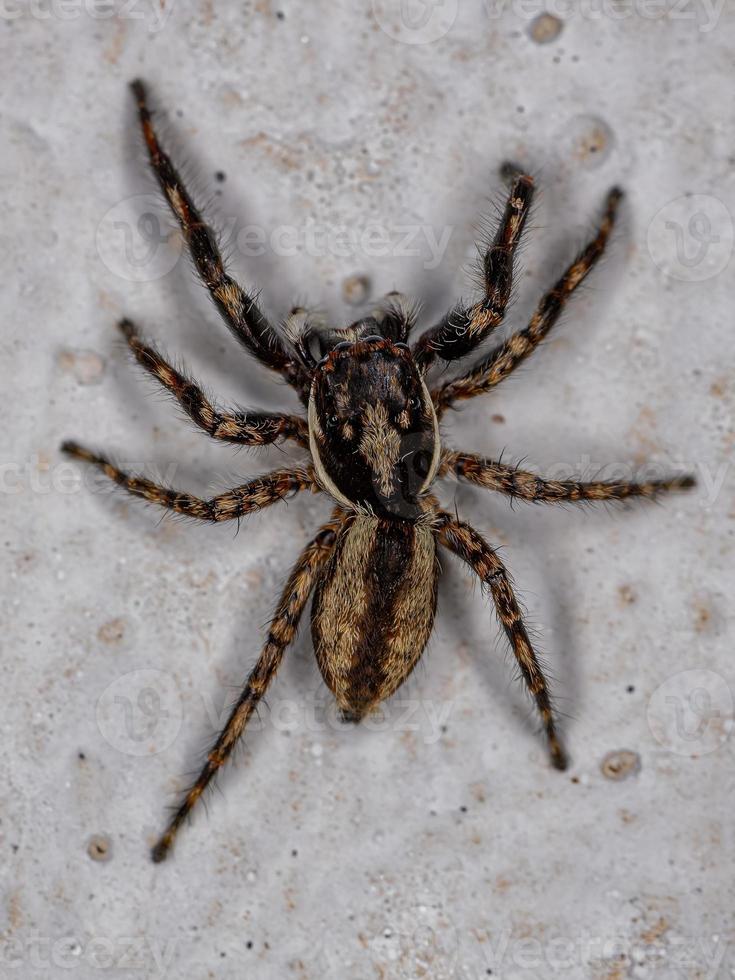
left=372, top=291, right=418, bottom=343
left=151, top=511, right=344, bottom=862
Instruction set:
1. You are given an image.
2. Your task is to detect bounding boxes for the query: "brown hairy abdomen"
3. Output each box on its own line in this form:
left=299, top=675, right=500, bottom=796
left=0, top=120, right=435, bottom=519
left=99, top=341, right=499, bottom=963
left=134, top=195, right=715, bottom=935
left=311, top=514, right=439, bottom=717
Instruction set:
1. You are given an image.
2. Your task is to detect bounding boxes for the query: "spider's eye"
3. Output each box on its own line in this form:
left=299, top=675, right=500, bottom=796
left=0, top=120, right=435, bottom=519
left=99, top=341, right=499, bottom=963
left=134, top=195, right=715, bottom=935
left=326, top=414, right=340, bottom=429
left=394, top=342, right=410, bottom=352
left=408, top=395, right=421, bottom=411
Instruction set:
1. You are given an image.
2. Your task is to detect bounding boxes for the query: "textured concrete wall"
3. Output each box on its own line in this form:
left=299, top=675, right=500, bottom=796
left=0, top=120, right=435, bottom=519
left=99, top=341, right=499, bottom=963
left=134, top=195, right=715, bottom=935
left=1, top=1, right=733, bottom=978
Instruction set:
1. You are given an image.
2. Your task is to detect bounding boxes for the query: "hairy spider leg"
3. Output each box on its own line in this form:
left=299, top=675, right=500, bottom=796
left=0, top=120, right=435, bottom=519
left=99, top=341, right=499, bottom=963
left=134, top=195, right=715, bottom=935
left=440, top=450, right=696, bottom=503
left=118, top=318, right=309, bottom=448
left=151, top=513, right=344, bottom=861
left=60, top=442, right=315, bottom=522
left=413, top=173, right=535, bottom=370
left=438, top=512, right=567, bottom=770
left=130, top=79, right=310, bottom=399
left=433, top=187, right=623, bottom=414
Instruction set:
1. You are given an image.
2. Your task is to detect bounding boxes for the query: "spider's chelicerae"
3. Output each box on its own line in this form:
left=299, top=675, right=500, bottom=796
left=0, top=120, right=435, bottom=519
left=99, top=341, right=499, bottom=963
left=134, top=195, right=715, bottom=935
left=63, top=81, right=695, bottom=862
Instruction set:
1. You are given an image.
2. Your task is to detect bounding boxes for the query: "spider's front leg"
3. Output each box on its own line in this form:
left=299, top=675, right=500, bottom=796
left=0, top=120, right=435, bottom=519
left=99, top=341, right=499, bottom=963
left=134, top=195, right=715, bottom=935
left=433, top=187, right=623, bottom=415
left=60, top=442, right=315, bottom=521
left=119, top=318, right=309, bottom=448
left=412, top=172, right=535, bottom=370
left=151, top=511, right=345, bottom=861
left=130, top=80, right=310, bottom=400
left=441, top=451, right=696, bottom=503
left=437, top=511, right=567, bottom=770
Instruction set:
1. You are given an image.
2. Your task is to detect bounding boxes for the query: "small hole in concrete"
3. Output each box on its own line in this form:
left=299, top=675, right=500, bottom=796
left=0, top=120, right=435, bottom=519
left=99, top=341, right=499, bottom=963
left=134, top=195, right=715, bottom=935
left=87, top=834, right=112, bottom=862
left=601, top=750, right=641, bottom=781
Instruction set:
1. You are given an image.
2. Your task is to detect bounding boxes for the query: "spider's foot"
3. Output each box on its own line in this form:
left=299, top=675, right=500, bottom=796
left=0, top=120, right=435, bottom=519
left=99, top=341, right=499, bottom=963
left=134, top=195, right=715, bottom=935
left=151, top=833, right=173, bottom=864
left=340, top=709, right=363, bottom=725
left=60, top=439, right=95, bottom=463
left=499, top=160, right=530, bottom=184
left=674, top=474, right=697, bottom=491
left=117, top=317, right=137, bottom=340
left=549, top=737, right=569, bottom=771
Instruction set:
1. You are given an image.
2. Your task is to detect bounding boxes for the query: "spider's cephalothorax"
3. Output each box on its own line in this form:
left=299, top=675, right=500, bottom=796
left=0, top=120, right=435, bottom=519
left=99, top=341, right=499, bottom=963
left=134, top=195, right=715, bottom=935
left=307, top=329, right=440, bottom=518
left=63, top=81, right=695, bottom=862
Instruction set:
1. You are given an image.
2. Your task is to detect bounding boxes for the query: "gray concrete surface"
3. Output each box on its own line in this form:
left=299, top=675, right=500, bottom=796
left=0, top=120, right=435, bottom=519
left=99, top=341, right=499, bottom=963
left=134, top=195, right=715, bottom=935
left=1, top=2, right=734, bottom=978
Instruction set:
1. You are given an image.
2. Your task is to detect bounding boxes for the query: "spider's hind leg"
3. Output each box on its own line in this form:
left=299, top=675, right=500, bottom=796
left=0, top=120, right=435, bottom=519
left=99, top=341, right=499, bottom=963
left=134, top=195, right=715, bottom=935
left=437, top=511, right=567, bottom=770
left=151, top=512, right=344, bottom=861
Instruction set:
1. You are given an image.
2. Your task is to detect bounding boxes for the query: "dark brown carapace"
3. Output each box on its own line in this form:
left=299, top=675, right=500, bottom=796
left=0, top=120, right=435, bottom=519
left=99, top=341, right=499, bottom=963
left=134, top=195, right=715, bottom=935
left=63, top=81, right=695, bottom=862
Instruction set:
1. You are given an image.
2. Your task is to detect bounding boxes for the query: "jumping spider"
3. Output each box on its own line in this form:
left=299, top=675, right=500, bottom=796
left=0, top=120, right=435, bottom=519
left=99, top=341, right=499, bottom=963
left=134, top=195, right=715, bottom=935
left=63, top=81, right=695, bottom=862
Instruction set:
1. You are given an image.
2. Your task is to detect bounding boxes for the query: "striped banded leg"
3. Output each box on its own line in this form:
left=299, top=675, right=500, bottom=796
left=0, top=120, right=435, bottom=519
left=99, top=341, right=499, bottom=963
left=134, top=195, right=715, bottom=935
left=434, top=187, right=623, bottom=414
left=441, top=451, right=696, bottom=504
left=60, top=442, right=314, bottom=522
left=151, top=512, right=344, bottom=861
left=119, top=318, right=308, bottom=448
left=437, top=512, right=567, bottom=770
left=413, top=173, right=535, bottom=371
left=130, top=80, right=310, bottom=399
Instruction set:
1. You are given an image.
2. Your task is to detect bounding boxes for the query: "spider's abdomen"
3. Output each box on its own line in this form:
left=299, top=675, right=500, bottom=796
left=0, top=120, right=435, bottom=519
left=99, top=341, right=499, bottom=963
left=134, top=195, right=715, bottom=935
left=311, top=514, right=439, bottom=718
